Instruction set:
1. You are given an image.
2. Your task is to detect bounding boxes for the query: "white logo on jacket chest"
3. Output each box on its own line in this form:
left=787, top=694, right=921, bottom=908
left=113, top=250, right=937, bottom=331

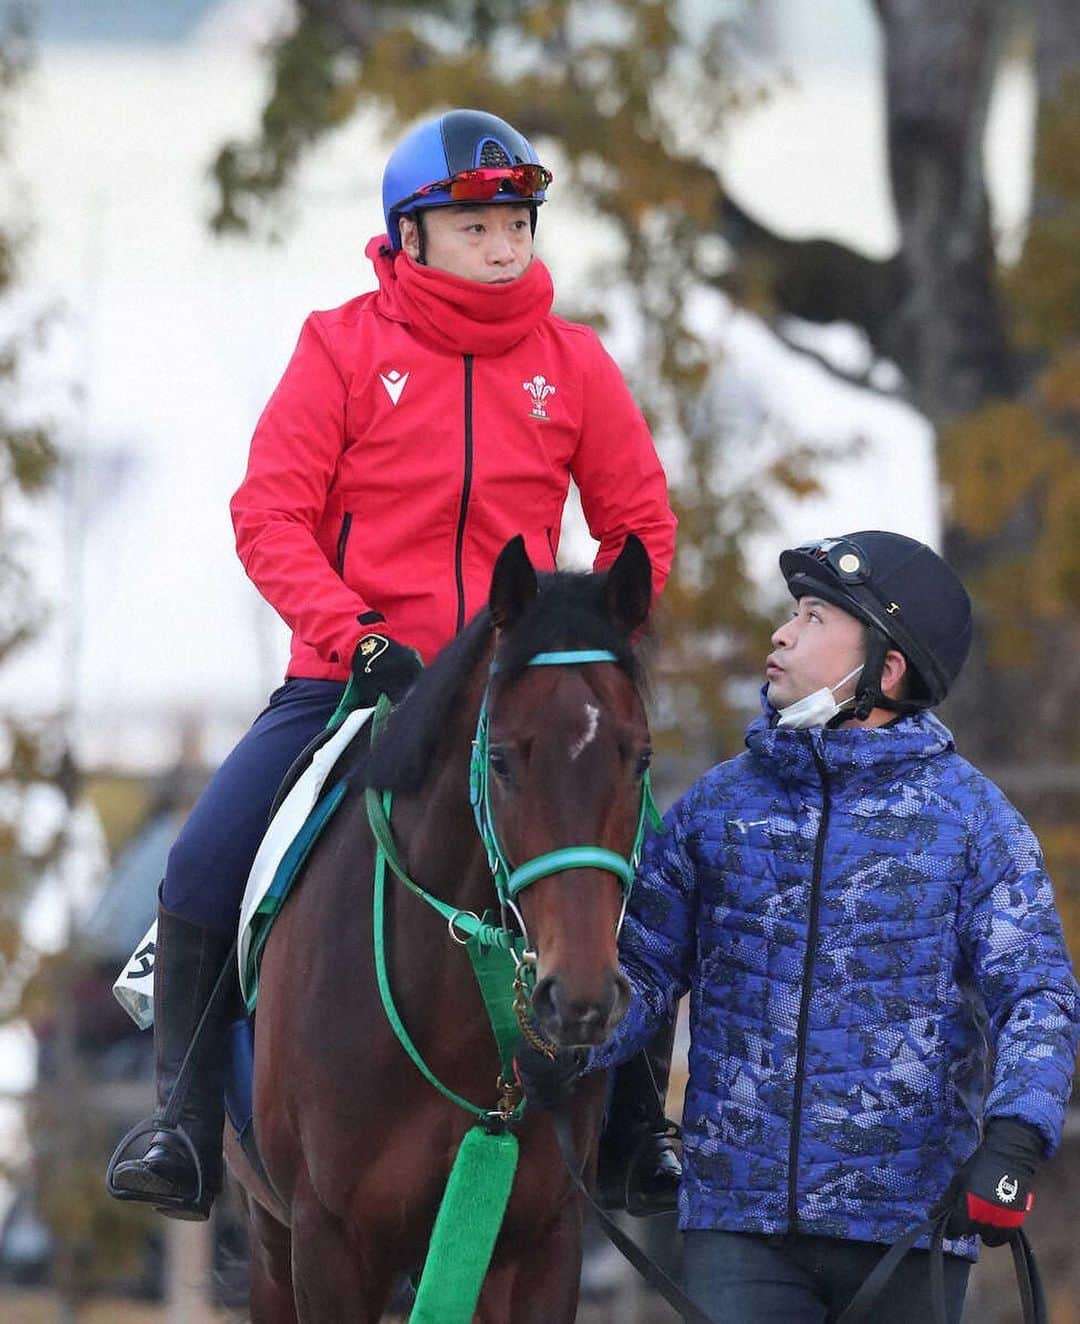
left=379, top=369, right=409, bottom=405
left=523, top=374, right=556, bottom=419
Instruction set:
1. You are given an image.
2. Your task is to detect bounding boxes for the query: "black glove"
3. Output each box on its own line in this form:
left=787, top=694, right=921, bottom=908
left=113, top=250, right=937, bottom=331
left=513, top=1036, right=587, bottom=1113
left=932, top=1117, right=1043, bottom=1246
left=350, top=634, right=423, bottom=707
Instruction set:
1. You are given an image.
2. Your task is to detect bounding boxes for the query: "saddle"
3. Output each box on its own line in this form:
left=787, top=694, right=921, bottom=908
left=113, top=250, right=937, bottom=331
left=237, top=703, right=374, bottom=1010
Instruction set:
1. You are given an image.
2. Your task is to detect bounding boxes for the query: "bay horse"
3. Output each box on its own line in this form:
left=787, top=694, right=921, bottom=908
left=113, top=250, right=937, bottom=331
left=227, top=533, right=656, bottom=1322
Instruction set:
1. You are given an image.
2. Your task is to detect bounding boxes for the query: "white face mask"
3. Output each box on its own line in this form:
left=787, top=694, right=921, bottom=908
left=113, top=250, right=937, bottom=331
left=775, top=664, right=864, bottom=730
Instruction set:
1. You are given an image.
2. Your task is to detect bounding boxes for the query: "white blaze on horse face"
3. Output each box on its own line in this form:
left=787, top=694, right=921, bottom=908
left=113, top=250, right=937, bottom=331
left=569, top=703, right=601, bottom=761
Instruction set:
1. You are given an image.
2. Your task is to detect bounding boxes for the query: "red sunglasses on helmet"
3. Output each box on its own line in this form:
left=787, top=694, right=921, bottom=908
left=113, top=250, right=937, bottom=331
left=394, top=163, right=552, bottom=211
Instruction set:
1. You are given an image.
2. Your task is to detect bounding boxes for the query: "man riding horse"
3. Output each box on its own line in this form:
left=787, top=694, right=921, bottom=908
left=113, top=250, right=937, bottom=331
left=108, top=108, right=680, bottom=1222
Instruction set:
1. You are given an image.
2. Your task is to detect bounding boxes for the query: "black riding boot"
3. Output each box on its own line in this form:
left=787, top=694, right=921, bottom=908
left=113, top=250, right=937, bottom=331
left=108, top=901, right=232, bottom=1221
left=597, top=1018, right=681, bottom=1216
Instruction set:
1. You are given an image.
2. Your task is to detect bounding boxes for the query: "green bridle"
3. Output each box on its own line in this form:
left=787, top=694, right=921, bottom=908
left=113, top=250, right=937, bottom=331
left=364, top=645, right=662, bottom=1124
left=469, top=649, right=661, bottom=920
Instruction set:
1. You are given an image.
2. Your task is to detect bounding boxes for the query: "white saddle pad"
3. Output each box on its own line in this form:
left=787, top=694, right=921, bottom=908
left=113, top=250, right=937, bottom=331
left=112, top=705, right=374, bottom=1028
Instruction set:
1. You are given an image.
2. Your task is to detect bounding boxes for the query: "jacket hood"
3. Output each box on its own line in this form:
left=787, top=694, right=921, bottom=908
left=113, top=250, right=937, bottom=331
left=746, top=685, right=955, bottom=785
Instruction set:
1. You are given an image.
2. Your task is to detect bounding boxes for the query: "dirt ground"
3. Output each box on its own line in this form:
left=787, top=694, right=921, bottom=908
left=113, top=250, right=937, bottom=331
left=0, top=1289, right=675, bottom=1323
left=5, top=1260, right=1080, bottom=1324
left=0, top=1293, right=233, bottom=1323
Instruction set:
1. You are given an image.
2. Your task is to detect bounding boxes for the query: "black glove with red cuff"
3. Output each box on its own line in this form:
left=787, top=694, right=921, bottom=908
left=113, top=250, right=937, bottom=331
left=350, top=634, right=423, bottom=708
left=513, top=1036, right=587, bottom=1113
left=933, top=1117, right=1044, bottom=1246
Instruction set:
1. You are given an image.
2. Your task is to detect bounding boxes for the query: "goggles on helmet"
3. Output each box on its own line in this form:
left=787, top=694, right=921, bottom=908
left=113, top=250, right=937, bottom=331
left=790, top=538, right=903, bottom=625
left=798, top=538, right=879, bottom=588
left=391, top=163, right=553, bottom=212
left=786, top=537, right=946, bottom=701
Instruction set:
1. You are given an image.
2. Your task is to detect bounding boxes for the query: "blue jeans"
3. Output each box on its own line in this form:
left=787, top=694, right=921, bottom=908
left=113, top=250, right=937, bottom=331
left=682, top=1229, right=970, bottom=1324
left=162, top=678, right=346, bottom=933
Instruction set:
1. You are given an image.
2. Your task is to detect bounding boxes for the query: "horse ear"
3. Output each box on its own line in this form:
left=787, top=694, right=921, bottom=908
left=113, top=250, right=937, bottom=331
left=603, top=534, right=652, bottom=634
left=489, top=535, right=538, bottom=630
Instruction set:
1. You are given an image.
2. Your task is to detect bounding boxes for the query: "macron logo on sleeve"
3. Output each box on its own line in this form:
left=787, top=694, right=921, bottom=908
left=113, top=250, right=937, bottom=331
left=379, top=369, right=410, bottom=405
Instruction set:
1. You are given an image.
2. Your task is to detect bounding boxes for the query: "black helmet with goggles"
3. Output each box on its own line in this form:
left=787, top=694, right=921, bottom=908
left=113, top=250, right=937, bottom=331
left=779, top=531, right=972, bottom=714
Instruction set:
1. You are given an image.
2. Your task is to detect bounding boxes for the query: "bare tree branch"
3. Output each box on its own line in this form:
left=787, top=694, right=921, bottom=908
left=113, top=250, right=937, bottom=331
left=713, top=193, right=906, bottom=360
left=770, top=318, right=912, bottom=402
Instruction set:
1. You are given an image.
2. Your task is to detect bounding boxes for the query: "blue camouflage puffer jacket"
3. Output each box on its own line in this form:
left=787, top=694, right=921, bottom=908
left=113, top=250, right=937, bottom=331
left=592, top=704, right=1080, bottom=1259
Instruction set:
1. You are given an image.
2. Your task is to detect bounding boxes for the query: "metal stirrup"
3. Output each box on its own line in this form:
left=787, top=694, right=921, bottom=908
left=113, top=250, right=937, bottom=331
left=106, top=938, right=238, bottom=1204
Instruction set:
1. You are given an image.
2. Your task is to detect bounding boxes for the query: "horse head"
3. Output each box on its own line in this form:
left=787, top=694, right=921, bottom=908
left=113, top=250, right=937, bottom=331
left=485, top=534, right=653, bottom=1047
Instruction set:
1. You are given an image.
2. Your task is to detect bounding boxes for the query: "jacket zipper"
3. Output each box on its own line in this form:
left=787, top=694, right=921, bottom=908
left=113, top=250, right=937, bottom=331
left=336, top=512, right=353, bottom=576
left=545, top=526, right=557, bottom=569
left=453, top=354, right=475, bottom=634
left=787, top=741, right=831, bottom=1235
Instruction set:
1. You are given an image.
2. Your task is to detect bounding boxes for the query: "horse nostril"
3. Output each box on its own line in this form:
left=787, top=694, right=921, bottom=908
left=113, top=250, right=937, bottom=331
left=532, top=972, right=630, bottom=1046
left=610, top=970, right=631, bottom=1025
left=531, top=975, right=558, bottom=1032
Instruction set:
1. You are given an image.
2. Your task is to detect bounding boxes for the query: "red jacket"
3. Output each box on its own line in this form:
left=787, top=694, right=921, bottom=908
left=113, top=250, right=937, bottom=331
left=231, top=246, right=677, bottom=680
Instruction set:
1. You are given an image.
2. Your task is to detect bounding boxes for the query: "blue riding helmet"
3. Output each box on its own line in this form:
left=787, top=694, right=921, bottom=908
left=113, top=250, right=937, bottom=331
left=382, top=109, right=550, bottom=251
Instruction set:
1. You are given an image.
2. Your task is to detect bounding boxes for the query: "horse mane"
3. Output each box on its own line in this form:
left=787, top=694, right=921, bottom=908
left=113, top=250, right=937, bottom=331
left=362, top=610, right=494, bottom=794
left=364, top=570, right=645, bottom=795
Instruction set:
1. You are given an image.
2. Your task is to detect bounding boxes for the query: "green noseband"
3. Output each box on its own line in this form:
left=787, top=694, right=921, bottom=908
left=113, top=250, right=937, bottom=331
left=469, top=648, right=661, bottom=907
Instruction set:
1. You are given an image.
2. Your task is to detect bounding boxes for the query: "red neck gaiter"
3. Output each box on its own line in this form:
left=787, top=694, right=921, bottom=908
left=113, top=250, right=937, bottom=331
left=366, top=235, right=554, bottom=357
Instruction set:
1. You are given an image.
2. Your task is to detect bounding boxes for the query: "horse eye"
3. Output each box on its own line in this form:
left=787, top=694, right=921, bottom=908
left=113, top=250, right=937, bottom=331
left=489, top=747, right=511, bottom=780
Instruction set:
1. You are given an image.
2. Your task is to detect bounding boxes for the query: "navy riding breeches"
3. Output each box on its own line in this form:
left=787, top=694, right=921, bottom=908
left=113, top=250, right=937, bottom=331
left=161, top=678, right=347, bottom=934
